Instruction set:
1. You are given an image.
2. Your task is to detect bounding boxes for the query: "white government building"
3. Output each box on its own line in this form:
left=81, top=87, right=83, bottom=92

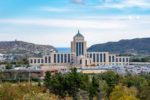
left=29, top=31, right=129, bottom=67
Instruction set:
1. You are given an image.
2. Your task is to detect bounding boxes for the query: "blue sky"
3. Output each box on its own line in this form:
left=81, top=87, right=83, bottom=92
left=0, top=0, right=150, bottom=47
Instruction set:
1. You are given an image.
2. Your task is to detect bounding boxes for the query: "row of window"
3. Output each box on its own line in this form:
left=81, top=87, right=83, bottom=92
left=76, top=42, right=84, bottom=56
left=30, top=53, right=72, bottom=64
left=116, top=58, right=129, bottom=62
left=30, top=59, right=44, bottom=64
left=109, top=56, right=115, bottom=62
left=54, top=54, right=71, bottom=63
left=89, top=53, right=106, bottom=63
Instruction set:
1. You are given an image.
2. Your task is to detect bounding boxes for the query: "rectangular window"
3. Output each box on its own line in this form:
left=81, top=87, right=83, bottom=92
left=85, top=60, right=87, bottom=65
left=104, top=53, right=106, bottom=62
left=30, top=59, right=33, bottom=63
left=109, top=56, right=111, bottom=62
left=100, top=54, right=102, bottom=62
left=76, top=42, right=78, bottom=56
left=64, top=54, right=67, bottom=63
left=45, top=57, right=47, bottom=63
left=41, top=59, right=44, bottom=63
left=116, top=58, right=118, bottom=62
left=123, top=58, right=125, bottom=62
left=57, top=54, right=60, bottom=63
left=80, top=60, right=82, bottom=64
left=79, top=42, right=81, bottom=56
left=126, top=58, right=129, bottom=62
left=112, top=56, right=115, bottom=62
left=38, top=59, right=40, bottom=63
left=97, top=54, right=99, bottom=62
left=82, top=42, right=84, bottom=55
left=54, top=54, right=56, bottom=63
left=119, top=58, right=121, bottom=62
left=61, top=54, right=63, bottom=63
left=90, top=53, right=92, bottom=58
left=49, top=57, right=51, bottom=63
left=93, top=53, right=95, bottom=62
left=68, top=54, right=70, bottom=62
left=34, top=59, right=36, bottom=63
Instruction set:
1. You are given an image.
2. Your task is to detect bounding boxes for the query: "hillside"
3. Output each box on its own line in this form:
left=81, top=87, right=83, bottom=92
left=0, top=40, right=57, bottom=56
left=88, top=38, right=150, bottom=55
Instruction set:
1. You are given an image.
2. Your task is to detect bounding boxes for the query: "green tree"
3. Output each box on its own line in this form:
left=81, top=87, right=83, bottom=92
left=44, top=71, right=51, bottom=89
left=66, top=68, right=84, bottom=100
left=121, top=75, right=148, bottom=90
left=50, top=73, right=67, bottom=99
left=98, top=71, right=119, bottom=96
left=88, top=76, right=99, bottom=100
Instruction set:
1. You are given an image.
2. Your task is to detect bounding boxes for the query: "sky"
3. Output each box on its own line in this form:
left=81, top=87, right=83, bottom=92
left=0, top=0, right=150, bottom=47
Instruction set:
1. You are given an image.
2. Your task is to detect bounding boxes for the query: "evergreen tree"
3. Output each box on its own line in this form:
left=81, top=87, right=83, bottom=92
left=44, top=71, right=51, bottom=89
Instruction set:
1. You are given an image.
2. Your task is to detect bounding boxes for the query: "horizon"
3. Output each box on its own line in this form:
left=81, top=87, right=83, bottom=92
left=0, top=36, right=150, bottom=48
left=0, top=0, right=150, bottom=47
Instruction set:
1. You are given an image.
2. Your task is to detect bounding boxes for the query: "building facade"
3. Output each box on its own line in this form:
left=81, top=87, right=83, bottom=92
left=29, top=31, right=129, bottom=67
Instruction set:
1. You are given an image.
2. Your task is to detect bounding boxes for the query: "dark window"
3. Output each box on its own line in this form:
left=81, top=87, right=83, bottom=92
left=45, top=57, right=47, bottom=63
left=57, top=54, right=60, bottom=63
left=34, top=59, right=36, bottom=63
left=41, top=59, right=44, bottom=63
left=80, top=60, right=82, bottom=64
left=126, top=58, right=128, bottom=62
left=97, top=54, right=99, bottom=62
left=93, top=53, right=95, bottom=62
left=30, top=59, right=33, bottom=63
left=116, top=58, right=118, bottom=62
left=119, top=58, right=121, bottom=62
left=79, top=42, right=81, bottom=56
left=61, top=54, right=63, bottom=63
left=54, top=54, right=56, bottom=63
left=38, top=59, right=40, bottom=63
left=76, top=42, right=78, bottom=56
left=64, top=54, right=67, bottom=63
left=49, top=57, right=51, bottom=63
left=82, top=42, right=84, bottom=55
left=68, top=54, right=70, bottom=62
left=85, top=60, right=87, bottom=65
left=123, top=58, right=125, bottom=62
left=104, top=53, right=106, bottom=62
left=90, top=53, right=92, bottom=58
left=109, top=56, right=111, bottom=62
left=112, top=56, right=115, bottom=62
left=100, top=54, right=102, bottom=62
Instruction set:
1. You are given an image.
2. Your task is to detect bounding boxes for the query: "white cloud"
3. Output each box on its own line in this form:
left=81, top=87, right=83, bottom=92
left=97, top=0, right=150, bottom=9
left=41, top=7, right=71, bottom=12
left=0, top=18, right=128, bottom=29
left=71, top=0, right=85, bottom=4
left=0, top=16, right=150, bottom=47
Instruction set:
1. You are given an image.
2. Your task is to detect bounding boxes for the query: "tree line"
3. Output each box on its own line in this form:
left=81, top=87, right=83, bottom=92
left=44, top=68, right=150, bottom=100
left=1, top=68, right=150, bottom=100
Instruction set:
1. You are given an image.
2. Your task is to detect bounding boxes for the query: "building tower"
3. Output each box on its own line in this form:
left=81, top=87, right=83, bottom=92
left=71, top=30, right=87, bottom=64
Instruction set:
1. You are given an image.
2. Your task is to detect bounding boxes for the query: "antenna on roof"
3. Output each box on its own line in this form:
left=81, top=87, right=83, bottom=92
left=78, top=29, right=80, bottom=34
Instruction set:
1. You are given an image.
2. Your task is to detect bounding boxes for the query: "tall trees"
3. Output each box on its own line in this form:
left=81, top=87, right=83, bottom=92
left=43, top=69, right=150, bottom=100
left=66, top=68, right=85, bottom=100
left=88, top=76, right=99, bottom=100
left=121, top=75, right=148, bottom=90
left=44, top=71, right=51, bottom=89
left=98, top=71, right=119, bottom=96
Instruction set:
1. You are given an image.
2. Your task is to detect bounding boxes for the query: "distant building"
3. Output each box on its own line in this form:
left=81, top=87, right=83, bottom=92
left=29, top=30, right=129, bottom=67
left=0, top=53, right=5, bottom=62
